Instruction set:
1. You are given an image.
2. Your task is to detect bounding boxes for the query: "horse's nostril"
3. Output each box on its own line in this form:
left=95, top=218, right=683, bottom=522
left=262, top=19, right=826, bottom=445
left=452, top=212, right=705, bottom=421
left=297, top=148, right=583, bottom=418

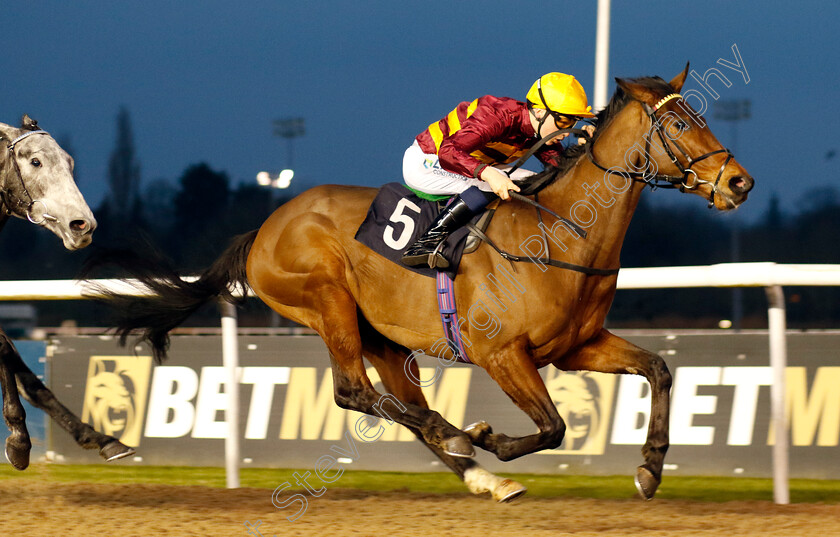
left=728, top=175, right=752, bottom=194
left=70, top=219, right=89, bottom=233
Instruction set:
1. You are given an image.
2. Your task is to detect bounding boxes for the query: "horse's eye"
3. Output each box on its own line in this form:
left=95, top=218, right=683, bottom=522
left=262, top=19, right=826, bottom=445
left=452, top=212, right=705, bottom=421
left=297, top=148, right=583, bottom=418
left=667, top=120, right=690, bottom=139
left=31, top=158, right=41, bottom=168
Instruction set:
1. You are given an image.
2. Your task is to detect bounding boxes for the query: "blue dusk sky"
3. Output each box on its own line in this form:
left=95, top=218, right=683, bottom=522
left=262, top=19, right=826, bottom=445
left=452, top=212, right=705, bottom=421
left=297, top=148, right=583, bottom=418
left=3, top=1, right=838, bottom=223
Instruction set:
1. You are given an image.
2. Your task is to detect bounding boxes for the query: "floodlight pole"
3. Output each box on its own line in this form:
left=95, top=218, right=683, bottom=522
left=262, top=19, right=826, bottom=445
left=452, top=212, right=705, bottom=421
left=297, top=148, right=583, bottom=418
left=713, top=99, right=751, bottom=330
left=273, top=117, right=306, bottom=171
left=593, top=0, right=611, bottom=111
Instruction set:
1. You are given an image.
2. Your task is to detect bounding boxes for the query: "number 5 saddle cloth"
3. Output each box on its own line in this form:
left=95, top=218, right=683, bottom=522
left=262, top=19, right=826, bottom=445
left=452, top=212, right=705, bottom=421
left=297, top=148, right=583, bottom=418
left=354, top=182, right=493, bottom=278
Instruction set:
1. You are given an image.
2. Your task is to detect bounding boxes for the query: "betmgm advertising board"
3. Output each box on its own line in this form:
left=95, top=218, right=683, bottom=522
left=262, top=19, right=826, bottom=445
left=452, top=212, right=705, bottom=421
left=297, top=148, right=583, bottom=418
left=48, top=332, right=840, bottom=478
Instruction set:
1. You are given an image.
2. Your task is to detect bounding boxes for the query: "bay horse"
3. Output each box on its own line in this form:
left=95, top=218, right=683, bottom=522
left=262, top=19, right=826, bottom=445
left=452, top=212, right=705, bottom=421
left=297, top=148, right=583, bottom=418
left=93, top=65, right=753, bottom=501
left=0, top=116, right=135, bottom=469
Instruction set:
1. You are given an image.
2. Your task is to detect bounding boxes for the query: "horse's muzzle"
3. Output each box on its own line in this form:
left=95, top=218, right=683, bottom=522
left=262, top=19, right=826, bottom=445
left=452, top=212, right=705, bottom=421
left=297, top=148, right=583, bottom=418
left=63, top=216, right=97, bottom=250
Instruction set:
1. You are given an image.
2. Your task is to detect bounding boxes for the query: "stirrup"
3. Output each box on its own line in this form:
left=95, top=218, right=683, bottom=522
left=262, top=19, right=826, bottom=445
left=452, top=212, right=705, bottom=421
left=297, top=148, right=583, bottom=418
left=427, top=241, right=450, bottom=269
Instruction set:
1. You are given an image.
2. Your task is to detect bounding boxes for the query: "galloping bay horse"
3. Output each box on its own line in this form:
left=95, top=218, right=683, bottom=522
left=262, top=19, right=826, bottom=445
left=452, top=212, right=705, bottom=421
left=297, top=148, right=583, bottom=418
left=0, top=116, right=135, bottom=469
left=94, top=66, right=753, bottom=501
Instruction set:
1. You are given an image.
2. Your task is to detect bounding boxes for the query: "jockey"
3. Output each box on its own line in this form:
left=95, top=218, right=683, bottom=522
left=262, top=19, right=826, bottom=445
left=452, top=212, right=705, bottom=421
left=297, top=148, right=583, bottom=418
left=401, top=72, right=597, bottom=269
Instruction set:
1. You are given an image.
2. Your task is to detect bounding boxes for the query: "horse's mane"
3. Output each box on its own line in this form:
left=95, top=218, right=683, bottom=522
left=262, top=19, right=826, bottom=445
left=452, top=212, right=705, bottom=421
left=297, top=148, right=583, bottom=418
left=518, top=76, right=674, bottom=196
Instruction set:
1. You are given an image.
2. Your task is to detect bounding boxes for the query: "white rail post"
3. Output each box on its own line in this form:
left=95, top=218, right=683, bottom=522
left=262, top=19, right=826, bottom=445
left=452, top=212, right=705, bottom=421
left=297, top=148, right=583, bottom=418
left=765, top=285, right=789, bottom=504
left=219, top=298, right=241, bottom=489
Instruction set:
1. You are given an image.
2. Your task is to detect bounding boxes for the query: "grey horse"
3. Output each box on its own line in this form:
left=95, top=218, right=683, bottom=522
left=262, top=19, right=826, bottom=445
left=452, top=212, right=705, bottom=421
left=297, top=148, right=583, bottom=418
left=0, top=115, right=134, bottom=469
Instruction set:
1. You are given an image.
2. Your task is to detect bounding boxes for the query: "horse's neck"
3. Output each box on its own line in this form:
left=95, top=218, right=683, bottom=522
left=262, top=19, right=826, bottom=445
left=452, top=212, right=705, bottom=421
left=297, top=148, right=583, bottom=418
left=0, top=152, right=10, bottom=216
left=0, top=150, right=14, bottom=209
left=540, top=104, right=648, bottom=267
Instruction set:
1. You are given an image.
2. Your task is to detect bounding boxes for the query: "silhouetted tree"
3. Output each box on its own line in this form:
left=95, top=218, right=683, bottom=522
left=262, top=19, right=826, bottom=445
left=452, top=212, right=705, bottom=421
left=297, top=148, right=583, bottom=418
left=140, top=178, right=178, bottom=244
left=106, top=106, right=141, bottom=226
left=171, top=163, right=231, bottom=268
left=225, top=184, right=282, bottom=235
left=56, top=133, right=79, bottom=184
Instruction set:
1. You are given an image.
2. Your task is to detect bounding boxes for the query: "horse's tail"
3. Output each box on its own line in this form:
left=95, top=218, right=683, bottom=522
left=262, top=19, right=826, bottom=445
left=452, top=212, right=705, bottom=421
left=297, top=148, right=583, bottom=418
left=83, top=230, right=258, bottom=363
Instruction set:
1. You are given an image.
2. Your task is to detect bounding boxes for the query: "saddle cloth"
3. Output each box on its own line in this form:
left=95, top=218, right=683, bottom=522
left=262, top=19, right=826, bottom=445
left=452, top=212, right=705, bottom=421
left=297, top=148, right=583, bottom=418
left=354, top=183, right=491, bottom=278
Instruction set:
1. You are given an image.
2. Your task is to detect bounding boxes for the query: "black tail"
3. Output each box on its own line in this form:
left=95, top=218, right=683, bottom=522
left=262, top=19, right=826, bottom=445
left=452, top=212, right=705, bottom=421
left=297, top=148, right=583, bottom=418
left=82, top=230, right=258, bottom=362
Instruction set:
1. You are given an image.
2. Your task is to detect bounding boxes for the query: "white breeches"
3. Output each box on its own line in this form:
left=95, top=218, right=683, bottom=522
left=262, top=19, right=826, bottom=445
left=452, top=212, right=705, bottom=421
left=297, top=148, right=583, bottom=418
left=402, top=141, right=535, bottom=196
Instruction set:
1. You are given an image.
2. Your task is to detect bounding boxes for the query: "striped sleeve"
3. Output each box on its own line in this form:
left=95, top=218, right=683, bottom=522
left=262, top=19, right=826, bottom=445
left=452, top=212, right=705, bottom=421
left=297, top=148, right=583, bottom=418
left=437, top=98, right=508, bottom=178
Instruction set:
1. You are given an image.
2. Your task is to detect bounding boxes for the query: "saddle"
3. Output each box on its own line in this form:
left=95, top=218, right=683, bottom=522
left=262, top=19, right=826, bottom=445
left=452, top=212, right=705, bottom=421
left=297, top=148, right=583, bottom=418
left=354, top=183, right=496, bottom=278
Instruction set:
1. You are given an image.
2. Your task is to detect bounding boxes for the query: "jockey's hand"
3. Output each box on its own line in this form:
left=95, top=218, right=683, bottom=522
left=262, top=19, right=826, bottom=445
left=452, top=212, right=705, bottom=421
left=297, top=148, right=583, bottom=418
left=577, top=124, right=596, bottom=145
left=481, top=167, right=520, bottom=201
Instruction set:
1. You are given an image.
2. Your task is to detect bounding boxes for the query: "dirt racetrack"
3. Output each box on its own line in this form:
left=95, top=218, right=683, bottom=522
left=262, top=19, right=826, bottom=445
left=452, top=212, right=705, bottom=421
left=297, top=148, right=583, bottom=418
left=2, top=480, right=840, bottom=537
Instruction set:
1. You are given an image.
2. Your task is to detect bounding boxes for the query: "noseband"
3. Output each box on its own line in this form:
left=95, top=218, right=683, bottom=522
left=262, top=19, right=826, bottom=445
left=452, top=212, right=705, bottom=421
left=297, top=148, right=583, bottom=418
left=2, top=130, right=59, bottom=224
left=586, top=93, right=734, bottom=208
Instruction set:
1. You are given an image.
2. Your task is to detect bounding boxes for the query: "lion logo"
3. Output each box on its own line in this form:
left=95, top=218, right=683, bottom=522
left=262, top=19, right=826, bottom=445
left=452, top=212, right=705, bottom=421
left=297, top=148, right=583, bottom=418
left=82, top=356, right=152, bottom=447
left=542, top=370, right=615, bottom=455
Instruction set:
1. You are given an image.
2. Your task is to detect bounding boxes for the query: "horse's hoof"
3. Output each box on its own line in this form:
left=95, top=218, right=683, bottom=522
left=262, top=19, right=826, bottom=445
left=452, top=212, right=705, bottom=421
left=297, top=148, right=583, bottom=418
left=100, top=440, right=136, bottom=462
left=493, top=478, right=527, bottom=503
left=442, top=435, right=475, bottom=458
left=5, top=437, right=31, bottom=470
left=464, top=421, right=493, bottom=445
left=634, top=466, right=660, bottom=500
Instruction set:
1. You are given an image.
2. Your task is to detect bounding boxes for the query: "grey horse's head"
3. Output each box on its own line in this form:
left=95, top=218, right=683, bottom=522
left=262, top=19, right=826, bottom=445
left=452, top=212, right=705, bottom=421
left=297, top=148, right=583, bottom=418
left=0, top=115, right=96, bottom=250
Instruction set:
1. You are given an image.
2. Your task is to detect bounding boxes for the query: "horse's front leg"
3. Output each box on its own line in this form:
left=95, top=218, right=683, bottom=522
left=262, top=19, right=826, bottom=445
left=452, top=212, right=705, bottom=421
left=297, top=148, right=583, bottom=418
left=465, top=336, right=567, bottom=461
left=557, top=328, right=672, bottom=500
left=0, top=330, right=31, bottom=469
left=1, top=333, right=135, bottom=462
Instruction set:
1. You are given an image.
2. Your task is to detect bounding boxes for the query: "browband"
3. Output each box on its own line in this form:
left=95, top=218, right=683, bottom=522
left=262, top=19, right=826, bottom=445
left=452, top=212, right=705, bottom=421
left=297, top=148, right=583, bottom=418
left=8, top=130, right=51, bottom=149
left=652, top=93, right=683, bottom=112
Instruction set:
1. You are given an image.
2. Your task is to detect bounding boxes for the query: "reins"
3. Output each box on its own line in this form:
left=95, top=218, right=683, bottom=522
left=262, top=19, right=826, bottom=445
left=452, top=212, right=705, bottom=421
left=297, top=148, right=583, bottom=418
left=1, top=130, right=59, bottom=224
left=465, top=221, right=620, bottom=276
left=484, top=126, right=619, bottom=276
left=504, top=127, right=591, bottom=179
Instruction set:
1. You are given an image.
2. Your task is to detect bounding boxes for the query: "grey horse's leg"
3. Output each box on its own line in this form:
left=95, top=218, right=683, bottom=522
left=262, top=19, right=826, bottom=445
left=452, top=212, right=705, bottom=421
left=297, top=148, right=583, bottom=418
left=0, top=330, right=31, bottom=469
left=0, top=331, right=135, bottom=465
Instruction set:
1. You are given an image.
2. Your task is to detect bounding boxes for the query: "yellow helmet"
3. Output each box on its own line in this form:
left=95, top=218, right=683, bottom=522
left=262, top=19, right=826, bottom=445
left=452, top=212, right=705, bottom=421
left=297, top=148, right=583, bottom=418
left=526, top=73, right=596, bottom=118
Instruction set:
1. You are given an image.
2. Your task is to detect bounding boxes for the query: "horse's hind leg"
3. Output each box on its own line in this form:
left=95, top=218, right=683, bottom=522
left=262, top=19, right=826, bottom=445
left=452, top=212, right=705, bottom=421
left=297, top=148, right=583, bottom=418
left=309, top=275, right=474, bottom=458
left=0, top=332, right=134, bottom=463
left=0, top=330, right=31, bottom=469
left=360, top=323, right=526, bottom=502
left=558, top=328, right=672, bottom=500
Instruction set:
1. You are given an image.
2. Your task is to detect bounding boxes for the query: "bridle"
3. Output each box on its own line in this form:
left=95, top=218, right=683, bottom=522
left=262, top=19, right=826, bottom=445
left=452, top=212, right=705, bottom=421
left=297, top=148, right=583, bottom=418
left=586, top=93, right=735, bottom=208
left=1, top=130, right=59, bottom=224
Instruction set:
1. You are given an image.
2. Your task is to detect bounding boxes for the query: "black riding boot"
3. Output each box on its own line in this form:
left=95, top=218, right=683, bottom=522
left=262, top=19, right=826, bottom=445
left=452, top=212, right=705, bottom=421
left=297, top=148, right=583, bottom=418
left=401, top=196, right=478, bottom=269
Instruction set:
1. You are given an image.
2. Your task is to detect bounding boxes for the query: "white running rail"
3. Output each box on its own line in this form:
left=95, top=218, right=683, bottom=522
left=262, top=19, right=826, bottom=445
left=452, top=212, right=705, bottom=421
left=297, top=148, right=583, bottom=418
left=3, top=262, right=840, bottom=502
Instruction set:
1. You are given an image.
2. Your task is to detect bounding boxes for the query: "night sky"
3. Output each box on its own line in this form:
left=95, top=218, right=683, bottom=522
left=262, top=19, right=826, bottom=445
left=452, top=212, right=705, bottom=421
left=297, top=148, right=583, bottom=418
left=4, top=1, right=839, bottom=223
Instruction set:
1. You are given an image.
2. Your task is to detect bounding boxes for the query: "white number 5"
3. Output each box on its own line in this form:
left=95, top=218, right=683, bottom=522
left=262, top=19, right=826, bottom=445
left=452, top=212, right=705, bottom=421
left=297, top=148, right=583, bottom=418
left=383, top=198, right=421, bottom=250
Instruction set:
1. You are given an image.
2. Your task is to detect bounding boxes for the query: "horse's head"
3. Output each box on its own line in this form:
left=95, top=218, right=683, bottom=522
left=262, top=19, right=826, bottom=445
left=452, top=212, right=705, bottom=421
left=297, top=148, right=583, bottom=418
left=615, top=65, right=754, bottom=210
left=0, top=115, right=96, bottom=250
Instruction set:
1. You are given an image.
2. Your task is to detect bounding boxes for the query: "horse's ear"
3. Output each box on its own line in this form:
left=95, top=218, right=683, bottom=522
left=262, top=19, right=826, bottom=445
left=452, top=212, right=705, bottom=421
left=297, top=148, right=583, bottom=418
left=0, top=122, right=15, bottom=142
left=669, top=62, right=690, bottom=92
left=21, top=114, right=40, bottom=131
left=615, top=77, right=660, bottom=107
